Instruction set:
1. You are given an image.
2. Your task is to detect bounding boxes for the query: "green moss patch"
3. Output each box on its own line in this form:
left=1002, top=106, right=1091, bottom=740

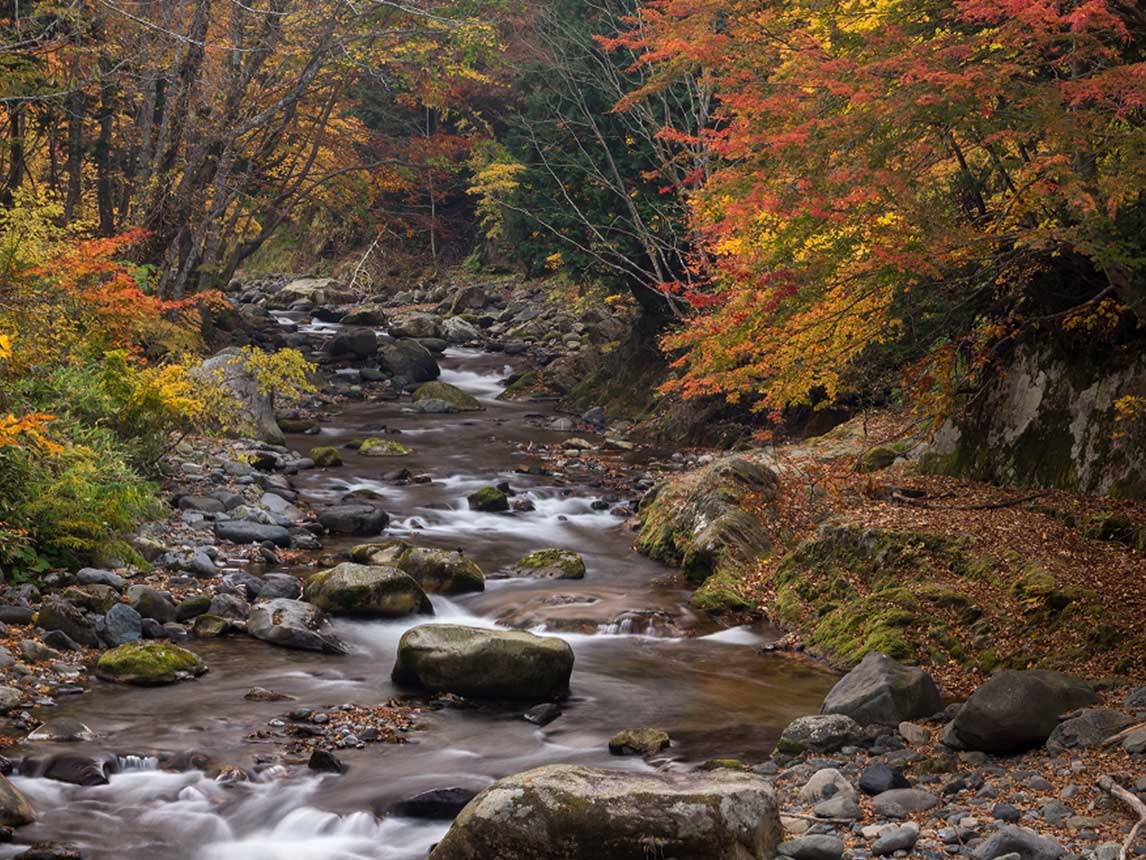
left=96, top=642, right=207, bottom=686
left=360, top=437, right=413, bottom=457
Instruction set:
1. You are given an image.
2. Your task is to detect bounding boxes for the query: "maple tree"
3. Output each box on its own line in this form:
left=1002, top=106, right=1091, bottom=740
left=611, top=0, right=1146, bottom=416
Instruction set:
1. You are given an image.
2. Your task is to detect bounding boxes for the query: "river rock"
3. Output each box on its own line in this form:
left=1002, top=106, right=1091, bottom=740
left=858, top=763, right=910, bottom=795
left=326, top=328, right=378, bottom=358
left=944, top=670, right=1099, bottom=752
left=390, top=312, right=443, bottom=340
left=208, top=593, right=250, bottom=620
left=95, top=641, right=207, bottom=685
left=214, top=521, right=292, bottom=547
left=413, top=381, right=481, bottom=412
left=247, top=599, right=347, bottom=654
left=191, top=614, right=230, bottom=638
left=608, top=728, right=670, bottom=756
left=0, top=774, right=34, bottom=826
left=428, top=764, right=780, bottom=860
left=872, top=824, right=919, bottom=856
left=821, top=652, right=940, bottom=726
left=379, top=338, right=440, bottom=383
left=307, top=749, right=344, bottom=774
left=392, top=787, right=478, bottom=819
left=256, top=573, right=303, bottom=600
left=467, top=486, right=509, bottom=512
left=75, top=568, right=123, bottom=591
left=392, top=624, right=573, bottom=701
left=130, top=587, right=176, bottom=623
left=309, top=447, right=343, bottom=468
left=0, top=686, right=21, bottom=714
left=371, top=543, right=485, bottom=595
left=871, top=788, right=940, bottom=817
left=800, top=768, right=855, bottom=804
left=442, top=316, right=480, bottom=343
left=22, top=754, right=112, bottom=786
left=1045, top=708, right=1135, bottom=751
left=196, top=350, right=284, bottom=444
left=341, top=304, right=388, bottom=326
left=100, top=603, right=142, bottom=647
left=175, top=595, right=211, bottom=622
left=304, top=563, right=432, bottom=618
left=317, top=504, right=389, bottom=536
left=36, top=598, right=100, bottom=647
left=62, top=584, right=118, bottom=614
left=776, top=835, right=845, bottom=860
left=974, top=825, right=1065, bottom=860
left=359, top=437, right=413, bottom=457
left=776, top=714, right=864, bottom=755
left=502, top=548, right=586, bottom=580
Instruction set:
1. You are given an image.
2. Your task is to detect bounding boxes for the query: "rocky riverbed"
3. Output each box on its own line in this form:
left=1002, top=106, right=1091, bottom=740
left=0, top=274, right=1141, bottom=860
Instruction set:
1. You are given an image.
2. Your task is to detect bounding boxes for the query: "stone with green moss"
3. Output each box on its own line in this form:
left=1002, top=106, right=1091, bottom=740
left=359, top=437, right=413, bottom=457
left=279, top=418, right=319, bottom=433
left=96, top=641, right=207, bottom=686
left=413, top=381, right=482, bottom=412
left=304, top=562, right=433, bottom=618
left=352, top=540, right=485, bottom=594
left=690, top=571, right=752, bottom=613
left=175, top=594, right=212, bottom=622
left=309, top=446, right=343, bottom=468
left=191, top=614, right=230, bottom=638
left=860, top=446, right=899, bottom=472
left=467, top=486, right=509, bottom=512
left=507, top=549, right=586, bottom=580
left=62, top=584, right=119, bottom=614
left=608, top=728, right=670, bottom=756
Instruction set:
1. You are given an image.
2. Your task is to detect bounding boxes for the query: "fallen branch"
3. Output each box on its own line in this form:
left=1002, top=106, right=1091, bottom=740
left=780, top=811, right=856, bottom=824
left=1102, top=722, right=1146, bottom=749
left=890, top=491, right=1047, bottom=511
left=1097, top=775, right=1146, bottom=860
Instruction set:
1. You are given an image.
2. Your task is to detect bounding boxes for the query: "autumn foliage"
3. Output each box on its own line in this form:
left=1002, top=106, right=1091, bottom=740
left=611, top=0, right=1146, bottom=416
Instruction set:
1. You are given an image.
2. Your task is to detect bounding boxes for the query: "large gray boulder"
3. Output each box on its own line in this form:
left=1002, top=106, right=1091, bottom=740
left=317, top=504, right=388, bottom=536
left=214, top=521, right=292, bottom=547
left=247, top=599, right=347, bottom=654
left=390, top=312, right=443, bottom=340
left=196, top=350, right=284, bottom=444
left=378, top=337, right=440, bottom=383
left=428, top=764, right=780, bottom=860
left=392, top=624, right=573, bottom=701
left=944, top=670, right=1098, bottom=753
left=304, top=563, right=432, bottom=619
left=271, top=277, right=355, bottom=309
left=821, top=652, right=941, bottom=726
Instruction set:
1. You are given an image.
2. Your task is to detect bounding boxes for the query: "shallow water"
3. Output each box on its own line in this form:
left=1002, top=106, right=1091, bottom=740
left=6, top=346, right=835, bottom=860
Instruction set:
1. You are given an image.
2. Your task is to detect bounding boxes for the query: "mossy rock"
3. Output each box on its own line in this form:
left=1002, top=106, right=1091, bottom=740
left=279, top=418, right=319, bottom=433
left=309, top=446, right=343, bottom=468
left=350, top=540, right=484, bottom=594
left=96, top=641, right=207, bottom=686
left=510, top=549, right=586, bottom=580
left=1011, top=565, right=1086, bottom=615
left=62, top=584, right=120, bottom=614
left=191, top=614, right=230, bottom=638
left=691, top=570, right=752, bottom=614
left=467, top=486, right=509, bottom=512
left=497, top=370, right=543, bottom=400
left=175, top=594, right=212, bottom=622
left=608, top=728, right=670, bottom=756
left=360, top=437, right=413, bottom=457
left=860, top=446, right=899, bottom=473
left=413, top=381, right=482, bottom=412
left=304, top=562, right=433, bottom=618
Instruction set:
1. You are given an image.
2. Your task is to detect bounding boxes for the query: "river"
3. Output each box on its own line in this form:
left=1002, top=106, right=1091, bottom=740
left=5, top=347, right=835, bottom=860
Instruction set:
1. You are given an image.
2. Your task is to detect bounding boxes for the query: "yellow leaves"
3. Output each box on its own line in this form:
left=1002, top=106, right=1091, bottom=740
left=0, top=412, right=60, bottom=454
left=466, top=144, right=526, bottom=240
left=0, top=334, right=11, bottom=361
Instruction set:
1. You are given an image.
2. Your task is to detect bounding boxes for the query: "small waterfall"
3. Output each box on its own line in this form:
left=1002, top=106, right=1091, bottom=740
left=117, top=754, right=161, bottom=771
left=598, top=610, right=682, bottom=638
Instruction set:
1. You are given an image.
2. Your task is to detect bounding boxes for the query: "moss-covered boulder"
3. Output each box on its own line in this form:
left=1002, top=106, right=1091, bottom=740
left=467, top=486, right=509, bottom=512
left=505, top=548, right=586, bottom=580
left=608, top=728, right=670, bottom=756
left=95, top=641, right=207, bottom=686
left=428, top=764, right=780, bottom=860
left=309, top=446, right=343, bottom=468
left=413, top=381, right=482, bottom=412
left=304, top=562, right=433, bottom=619
left=359, top=437, right=413, bottom=457
left=350, top=541, right=485, bottom=594
left=392, top=624, right=573, bottom=700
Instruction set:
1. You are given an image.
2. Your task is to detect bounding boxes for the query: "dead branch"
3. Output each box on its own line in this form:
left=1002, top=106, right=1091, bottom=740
left=890, top=491, right=1048, bottom=511
left=1097, top=775, right=1146, bottom=860
left=1102, top=722, right=1146, bottom=748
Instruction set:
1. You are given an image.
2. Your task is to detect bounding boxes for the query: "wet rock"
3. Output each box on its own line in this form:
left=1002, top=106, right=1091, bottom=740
left=523, top=703, right=562, bottom=726
left=973, top=825, right=1065, bottom=860
left=26, top=718, right=96, bottom=742
left=776, top=714, right=864, bottom=755
left=777, top=834, right=845, bottom=860
left=75, top=568, right=123, bottom=591
left=213, top=521, right=292, bottom=547
left=13, top=845, right=85, bottom=860
left=608, top=728, right=670, bottom=757
left=304, top=563, right=431, bottom=619
left=353, top=543, right=484, bottom=595
left=502, top=548, right=586, bottom=580
left=944, top=670, right=1098, bottom=752
left=256, top=573, right=303, bottom=601
left=0, top=775, right=34, bottom=826
left=821, top=652, right=940, bottom=726
left=393, top=624, right=574, bottom=701
left=872, top=788, right=940, bottom=817
left=391, top=787, right=478, bottom=820
left=190, top=615, right=230, bottom=638
left=872, top=824, right=919, bottom=856
left=247, top=599, right=348, bottom=654
left=309, top=447, right=343, bottom=468
left=23, top=754, right=111, bottom=787
left=99, top=604, right=142, bottom=647
left=859, top=763, right=911, bottom=795
left=307, top=749, right=344, bottom=774
left=174, top=595, right=211, bottom=623
left=1046, top=708, right=1135, bottom=751
left=466, top=486, right=509, bottom=512
left=95, top=641, right=207, bottom=685
left=379, top=338, right=440, bottom=383
left=35, top=598, right=100, bottom=648
left=244, top=687, right=294, bottom=702
left=317, top=504, right=389, bottom=537
left=429, top=764, right=779, bottom=860
left=413, top=381, right=481, bottom=412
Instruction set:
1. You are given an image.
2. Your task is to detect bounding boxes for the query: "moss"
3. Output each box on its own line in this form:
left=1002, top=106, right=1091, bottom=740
left=499, top=371, right=542, bottom=400
left=359, top=437, right=413, bottom=457
left=413, top=381, right=482, bottom=411
left=308, top=446, right=342, bottom=467
left=690, top=570, right=752, bottom=613
left=1011, top=565, right=1085, bottom=615
left=96, top=641, right=206, bottom=686
left=279, top=418, right=318, bottom=433
left=467, top=486, right=509, bottom=512
left=860, top=446, right=899, bottom=472
left=517, top=549, right=586, bottom=577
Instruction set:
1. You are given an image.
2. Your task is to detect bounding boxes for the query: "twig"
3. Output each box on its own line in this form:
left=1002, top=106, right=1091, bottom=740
left=890, top=491, right=1048, bottom=511
left=780, top=811, right=856, bottom=824
left=1097, top=775, right=1146, bottom=860
left=1102, top=722, right=1146, bottom=748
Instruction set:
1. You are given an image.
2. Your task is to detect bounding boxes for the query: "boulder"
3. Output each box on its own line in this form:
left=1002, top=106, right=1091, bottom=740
left=1046, top=708, right=1135, bottom=751
left=428, top=764, right=780, bottom=860
left=75, top=568, right=123, bottom=590
left=858, top=763, right=910, bottom=795
left=821, top=652, right=941, bottom=726
left=191, top=614, right=230, bottom=638
left=304, top=563, right=432, bottom=619
left=775, top=714, right=864, bottom=755
left=95, top=641, right=207, bottom=686
left=390, top=312, right=444, bottom=340
left=309, top=447, right=342, bottom=468
left=256, top=573, right=303, bottom=600
left=130, top=587, right=176, bottom=623
left=36, top=598, right=100, bottom=647
left=196, top=350, right=283, bottom=444
left=359, top=437, right=413, bottom=457
left=467, top=486, right=509, bottom=512
left=340, top=304, right=388, bottom=326
left=777, top=835, right=845, bottom=860
left=0, top=774, right=34, bottom=826
left=61, top=584, right=118, bottom=614
left=273, top=277, right=354, bottom=309
left=0, top=686, right=21, bottom=714
left=325, top=328, right=378, bottom=358
left=944, top=670, right=1099, bottom=752
left=317, top=504, right=389, bottom=536
left=100, top=603, right=142, bottom=647
left=391, top=787, right=479, bottom=820
left=413, top=381, right=481, bottom=412
left=351, top=542, right=484, bottom=595
left=973, top=826, right=1065, bottom=860
left=247, top=599, right=347, bottom=654
left=502, top=548, right=586, bottom=580
left=442, top=316, right=481, bottom=344
left=392, top=624, right=573, bottom=700
left=379, top=338, right=440, bottom=383
left=871, top=788, right=939, bottom=817
left=213, top=521, right=292, bottom=547
left=608, top=728, right=670, bottom=757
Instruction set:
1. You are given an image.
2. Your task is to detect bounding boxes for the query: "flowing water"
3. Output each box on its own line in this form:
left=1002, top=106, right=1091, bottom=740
left=5, top=346, right=836, bottom=860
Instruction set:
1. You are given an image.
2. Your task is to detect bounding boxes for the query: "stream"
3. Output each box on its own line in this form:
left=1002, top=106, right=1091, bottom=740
left=5, top=346, right=836, bottom=860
